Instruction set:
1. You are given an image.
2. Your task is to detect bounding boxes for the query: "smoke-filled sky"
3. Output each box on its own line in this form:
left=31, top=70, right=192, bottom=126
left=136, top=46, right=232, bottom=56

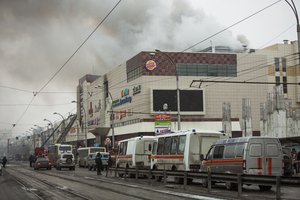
left=0, top=0, right=298, bottom=138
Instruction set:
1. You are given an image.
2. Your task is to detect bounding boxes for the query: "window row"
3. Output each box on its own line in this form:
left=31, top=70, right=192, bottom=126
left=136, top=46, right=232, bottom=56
left=177, top=64, right=237, bottom=77
left=156, top=135, right=186, bottom=155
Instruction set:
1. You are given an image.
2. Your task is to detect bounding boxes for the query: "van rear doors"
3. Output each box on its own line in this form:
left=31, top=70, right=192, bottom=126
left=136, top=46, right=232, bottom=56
left=245, top=138, right=282, bottom=176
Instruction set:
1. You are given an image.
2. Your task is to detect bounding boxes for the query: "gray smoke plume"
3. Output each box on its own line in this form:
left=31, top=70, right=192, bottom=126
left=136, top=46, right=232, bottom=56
left=0, top=0, right=244, bottom=134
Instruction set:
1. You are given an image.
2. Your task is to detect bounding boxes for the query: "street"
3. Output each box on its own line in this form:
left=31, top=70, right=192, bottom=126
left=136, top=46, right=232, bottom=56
left=0, top=161, right=300, bottom=200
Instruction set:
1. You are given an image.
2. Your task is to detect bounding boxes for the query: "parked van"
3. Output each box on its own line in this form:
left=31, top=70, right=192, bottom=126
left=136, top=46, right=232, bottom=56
left=116, top=136, right=157, bottom=177
left=200, top=136, right=283, bottom=191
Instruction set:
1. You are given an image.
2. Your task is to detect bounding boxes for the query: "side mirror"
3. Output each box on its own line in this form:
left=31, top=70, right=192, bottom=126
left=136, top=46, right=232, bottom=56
left=200, top=154, right=204, bottom=161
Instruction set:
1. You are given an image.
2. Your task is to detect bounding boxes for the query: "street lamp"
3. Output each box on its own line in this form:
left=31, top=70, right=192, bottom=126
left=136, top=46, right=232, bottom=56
left=154, top=49, right=181, bottom=131
left=71, top=100, right=87, bottom=147
left=53, top=112, right=66, bottom=143
left=285, top=0, right=300, bottom=97
left=44, top=118, right=54, bottom=144
left=285, top=0, right=300, bottom=66
left=95, top=85, right=115, bottom=149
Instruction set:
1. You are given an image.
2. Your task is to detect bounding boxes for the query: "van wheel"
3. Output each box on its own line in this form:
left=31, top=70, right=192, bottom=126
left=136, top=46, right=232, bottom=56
left=259, top=185, right=272, bottom=191
left=225, top=182, right=237, bottom=190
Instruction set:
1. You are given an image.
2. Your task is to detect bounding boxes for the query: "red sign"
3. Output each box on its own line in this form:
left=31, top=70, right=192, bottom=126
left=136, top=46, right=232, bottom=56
left=155, top=114, right=171, bottom=121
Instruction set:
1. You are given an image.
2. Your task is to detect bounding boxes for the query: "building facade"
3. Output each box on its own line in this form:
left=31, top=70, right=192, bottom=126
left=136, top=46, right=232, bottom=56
left=68, top=41, right=300, bottom=148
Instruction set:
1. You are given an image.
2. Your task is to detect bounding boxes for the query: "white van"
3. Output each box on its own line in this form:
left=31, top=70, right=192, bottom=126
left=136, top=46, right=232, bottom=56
left=116, top=136, right=157, bottom=177
left=200, top=136, right=283, bottom=191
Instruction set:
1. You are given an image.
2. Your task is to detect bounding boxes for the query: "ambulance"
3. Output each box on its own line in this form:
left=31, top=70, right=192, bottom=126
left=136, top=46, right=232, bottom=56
left=200, top=136, right=283, bottom=191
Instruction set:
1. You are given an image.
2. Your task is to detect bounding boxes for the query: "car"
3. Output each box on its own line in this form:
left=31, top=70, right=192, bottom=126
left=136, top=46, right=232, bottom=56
left=56, top=152, right=75, bottom=171
left=34, top=156, right=52, bottom=170
left=88, top=152, right=109, bottom=171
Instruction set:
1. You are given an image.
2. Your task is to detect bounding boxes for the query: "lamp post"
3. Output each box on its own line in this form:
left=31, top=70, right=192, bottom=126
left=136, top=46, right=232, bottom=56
left=154, top=49, right=181, bottom=131
left=34, top=125, right=43, bottom=147
left=53, top=112, right=66, bottom=143
left=71, top=101, right=87, bottom=147
left=44, top=118, right=54, bottom=144
left=285, top=0, right=300, bottom=66
left=95, top=85, right=115, bottom=149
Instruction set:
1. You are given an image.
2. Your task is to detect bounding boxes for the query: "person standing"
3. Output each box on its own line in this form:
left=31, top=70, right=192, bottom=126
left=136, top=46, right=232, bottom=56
left=29, top=155, right=34, bottom=167
left=297, top=150, right=300, bottom=174
left=2, top=156, right=7, bottom=168
left=292, top=148, right=297, bottom=174
left=95, top=152, right=103, bottom=175
left=106, top=154, right=113, bottom=177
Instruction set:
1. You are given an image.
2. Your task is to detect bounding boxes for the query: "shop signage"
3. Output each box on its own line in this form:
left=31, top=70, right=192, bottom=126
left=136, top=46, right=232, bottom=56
left=145, top=60, right=157, bottom=71
left=133, top=85, right=141, bottom=95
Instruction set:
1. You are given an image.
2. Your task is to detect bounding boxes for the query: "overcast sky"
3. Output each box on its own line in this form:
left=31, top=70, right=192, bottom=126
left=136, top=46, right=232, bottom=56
left=0, top=0, right=299, bottom=138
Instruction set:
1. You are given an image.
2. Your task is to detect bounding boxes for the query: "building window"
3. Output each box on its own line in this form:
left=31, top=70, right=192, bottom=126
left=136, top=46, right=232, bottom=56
left=275, top=58, right=280, bottom=72
left=127, top=66, right=143, bottom=82
left=177, top=64, right=237, bottom=77
left=282, top=57, right=287, bottom=94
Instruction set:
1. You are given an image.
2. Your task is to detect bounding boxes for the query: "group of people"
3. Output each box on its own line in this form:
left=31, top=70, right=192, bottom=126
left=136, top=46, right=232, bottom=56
left=291, top=148, right=300, bottom=174
left=95, top=152, right=114, bottom=175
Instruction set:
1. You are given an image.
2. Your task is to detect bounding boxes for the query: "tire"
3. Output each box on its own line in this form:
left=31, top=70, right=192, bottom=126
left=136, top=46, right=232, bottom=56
left=66, top=158, right=72, bottom=164
left=259, top=185, right=272, bottom=191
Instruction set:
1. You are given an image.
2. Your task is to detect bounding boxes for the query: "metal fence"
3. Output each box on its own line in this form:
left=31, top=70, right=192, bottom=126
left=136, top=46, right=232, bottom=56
left=107, top=166, right=300, bottom=200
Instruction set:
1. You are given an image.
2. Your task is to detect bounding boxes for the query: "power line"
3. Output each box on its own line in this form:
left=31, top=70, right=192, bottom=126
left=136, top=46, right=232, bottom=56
left=37, top=0, right=122, bottom=94
left=10, top=0, right=122, bottom=132
left=182, top=0, right=282, bottom=52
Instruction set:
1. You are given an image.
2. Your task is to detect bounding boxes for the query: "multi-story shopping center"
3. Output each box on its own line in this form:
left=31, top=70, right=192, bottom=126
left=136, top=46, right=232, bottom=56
left=67, top=40, right=300, bottom=148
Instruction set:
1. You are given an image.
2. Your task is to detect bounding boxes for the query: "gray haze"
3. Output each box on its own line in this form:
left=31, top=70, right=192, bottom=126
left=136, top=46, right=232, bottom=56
left=0, top=0, right=266, bottom=137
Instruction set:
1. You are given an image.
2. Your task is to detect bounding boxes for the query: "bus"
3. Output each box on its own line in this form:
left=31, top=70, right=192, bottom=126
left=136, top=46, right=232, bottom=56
left=151, top=129, right=225, bottom=182
left=116, top=136, right=157, bottom=177
left=77, top=147, right=106, bottom=168
left=47, top=144, right=73, bottom=167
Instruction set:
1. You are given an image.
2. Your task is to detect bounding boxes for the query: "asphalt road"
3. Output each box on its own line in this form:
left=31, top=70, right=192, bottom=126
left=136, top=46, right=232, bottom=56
left=0, top=166, right=37, bottom=200
left=2, top=161, right=300, bottom=200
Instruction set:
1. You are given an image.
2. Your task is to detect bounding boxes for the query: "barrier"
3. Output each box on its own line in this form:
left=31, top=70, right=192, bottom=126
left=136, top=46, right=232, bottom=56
left=109, top=166, right=300, bottom=199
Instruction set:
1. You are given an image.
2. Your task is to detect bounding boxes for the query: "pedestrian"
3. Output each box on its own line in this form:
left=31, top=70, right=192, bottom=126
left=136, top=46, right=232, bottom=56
left=29, top=154, right=34, bottom=167
left=95, top=152, right=103, bottom=175
left=2, top=156, right=7, bottom=168
left=106, top=154, right=113, bottom=177
left=297, top=150, right=300, bottom=174
left=291, top=148, right=297, bottom=174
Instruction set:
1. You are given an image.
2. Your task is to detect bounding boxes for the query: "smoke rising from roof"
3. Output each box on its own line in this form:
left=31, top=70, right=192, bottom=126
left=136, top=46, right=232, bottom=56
left=0, top=0, right=245, bottom=134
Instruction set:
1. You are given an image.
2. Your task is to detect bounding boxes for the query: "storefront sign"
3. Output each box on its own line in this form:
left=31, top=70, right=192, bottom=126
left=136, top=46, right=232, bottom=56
left=145, top=60, right=157, bottom=71
left=133, top=85, right=141, bottom=95
left=113, top=88, right=132, bottom=107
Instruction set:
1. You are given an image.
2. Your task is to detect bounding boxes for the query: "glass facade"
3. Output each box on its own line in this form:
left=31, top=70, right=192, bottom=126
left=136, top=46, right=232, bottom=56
left=127, top=66, right=143, bottom=82
left=177, top=63, right=237, bottom=77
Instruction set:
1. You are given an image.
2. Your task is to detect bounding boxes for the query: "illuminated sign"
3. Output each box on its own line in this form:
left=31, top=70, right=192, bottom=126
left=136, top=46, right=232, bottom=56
left=145, top=60, right=157, bottom=71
